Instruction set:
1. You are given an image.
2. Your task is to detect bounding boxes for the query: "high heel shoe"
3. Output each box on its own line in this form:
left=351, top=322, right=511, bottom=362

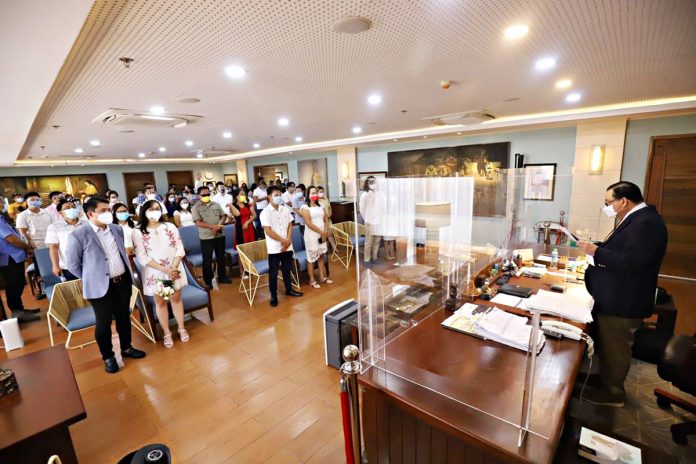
left=178, top=328, right=190, bottom=343
left=310, top=281, right=321, bottom=289
left=323, top=278, right=334, bottom=284
left=163, top=333, right=174, bottom=348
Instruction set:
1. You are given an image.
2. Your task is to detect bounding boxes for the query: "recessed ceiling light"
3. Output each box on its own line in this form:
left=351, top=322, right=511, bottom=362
left=253, top=143, right=260, bottom=149
left=504, top=24, right=529, bottom=39
left=150, top=106, right=165, bottom=114
left=222, top=131, right=232, bottom=138
left=185, top=140, right=194, bottom=146
left=423, top=136, right=428, bottom=139
left=74, top=148, right=83, bottom=153
left=158, top=146, right=166, bottom=152
left=333, top=16, right=372, bottom=34
left=138, top=152, right=146, bottom=158
left=456, top=132, right=462, bottom=135
left=277, top=117, right=289, bottom=127
left=566, top=92, right=582, bottom=103
left=196, top=153, right=204, bottom=158
left=535, top=57, right=556, bottom=71
left=224, top=65, right=246, bottom=79
left=555, top=79, right=573, bottom=89
left=393, top=139, right=398, bottom=142
left=367, top=94, right=382, bottom=105
left=295, top=136, right=303, bottom=142
left=352, top=126, right=362, bottom=134
left=90, top=140, right=100, bottom=147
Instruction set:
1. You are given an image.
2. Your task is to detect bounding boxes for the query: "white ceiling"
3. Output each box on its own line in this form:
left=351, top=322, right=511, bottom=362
left=8, top=0, right=696, bottom=165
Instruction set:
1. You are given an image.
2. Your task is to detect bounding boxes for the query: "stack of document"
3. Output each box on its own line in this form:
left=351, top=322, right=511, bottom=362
left=521, top=289, right=594, bottom=323
left=442, top=305, right=545, bottom=354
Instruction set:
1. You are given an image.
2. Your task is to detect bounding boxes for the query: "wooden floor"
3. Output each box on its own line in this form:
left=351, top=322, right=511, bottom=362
left=0, top=261, right=356, bottom=464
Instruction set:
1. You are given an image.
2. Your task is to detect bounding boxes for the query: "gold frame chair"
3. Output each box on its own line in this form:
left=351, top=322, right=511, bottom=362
left=237, top=239, right=301, bottom=306
left=330, top=221, right=366, bottom=269
left=47, top=280, right=155, bottom=349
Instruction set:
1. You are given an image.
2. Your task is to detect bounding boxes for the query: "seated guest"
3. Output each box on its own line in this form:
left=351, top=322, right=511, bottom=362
left=230, top=189, right=256, bottom=247
left=44, top=191, right=65, bottom=222
left=0, top=213, right=40, bottom=322
left=66, top=197, right=147, bottom=373
left=173, top=197, right=195, bottom=227
left=112, top=203, right=135, bottom=254
left=260, top=186, right=303, bottom=307
left=132, top=200, right=189, bottom=348
left=300, top=186, right=332, bottom=289
left=45, top=199, right=88, bottom=281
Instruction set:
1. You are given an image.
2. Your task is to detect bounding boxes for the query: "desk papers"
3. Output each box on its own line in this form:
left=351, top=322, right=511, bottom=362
left=521, top=289, right=594, bottom=323
left=490, top=293, right=523, bottom=308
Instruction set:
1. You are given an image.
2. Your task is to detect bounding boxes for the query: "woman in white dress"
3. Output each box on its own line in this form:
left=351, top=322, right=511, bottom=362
left=132, top=200, right=189, bottom=348
left=173, top=197, right=195, bottom=227
left=300, top=186, right=333, bottom=289
left=112, top=202, right=134, bottom=255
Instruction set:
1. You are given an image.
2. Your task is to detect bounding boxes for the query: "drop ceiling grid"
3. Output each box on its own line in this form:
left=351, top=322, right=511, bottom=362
left=21, top=0, right=696, bottom=161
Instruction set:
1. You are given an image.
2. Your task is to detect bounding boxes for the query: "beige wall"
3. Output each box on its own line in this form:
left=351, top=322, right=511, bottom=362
left=336, top=146, right=357, bottom=198
left=568, top=118, right=627, bottom=240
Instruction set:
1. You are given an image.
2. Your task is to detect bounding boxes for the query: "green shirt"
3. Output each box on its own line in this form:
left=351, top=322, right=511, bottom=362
left=191, top=201, right=225, bottom=240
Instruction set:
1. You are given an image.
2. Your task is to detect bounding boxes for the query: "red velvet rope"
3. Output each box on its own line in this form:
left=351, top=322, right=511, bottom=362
left=340, top=389, right=356, bottom=464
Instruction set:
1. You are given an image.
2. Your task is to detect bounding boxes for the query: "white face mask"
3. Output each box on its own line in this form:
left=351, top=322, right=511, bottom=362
left=180, top=202, right=189, bottom=209
left=146, top=193, right=156, bottom=200
left=602, top=204, right=617, bottom=218
left=146, top=210, right=162, bottom=221
left=96, top=211, right=113, bottom=224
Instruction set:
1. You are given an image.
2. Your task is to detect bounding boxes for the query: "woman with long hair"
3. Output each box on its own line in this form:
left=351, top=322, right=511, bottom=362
left=131, top=199, right=189, bottom=348
left=316, top=185, right=336, bottom=251
left=112, top=202, right=135, bottom=255
left=230, top=189, right=256, bottom=247
left=300, top=186, right=332, bottom=288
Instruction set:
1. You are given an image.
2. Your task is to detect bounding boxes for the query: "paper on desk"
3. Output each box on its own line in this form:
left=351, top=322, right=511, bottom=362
left=490, top=293, right=523, bottom=308
left=522, top=289, right=594, bottom=323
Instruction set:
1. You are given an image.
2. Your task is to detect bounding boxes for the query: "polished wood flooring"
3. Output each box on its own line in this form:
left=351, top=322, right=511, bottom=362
left=0, top=261, right=356, bottom=463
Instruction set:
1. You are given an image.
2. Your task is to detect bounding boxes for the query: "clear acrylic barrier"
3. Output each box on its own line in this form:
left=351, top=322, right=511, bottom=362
left=355, top=169, right=590, bottom=450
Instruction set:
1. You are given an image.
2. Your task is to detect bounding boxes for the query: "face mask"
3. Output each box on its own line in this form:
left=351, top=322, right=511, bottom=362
left=295, top=191, right=303, bottom=199
left=200, top=195, right=211, bottom=203
left=218, top=188, right=225, bottom=194
left=238, top=196, right=246, bottom=203
left=116, top=211, right=130, bottom=221
left=272, top=196, right=283, bottom=206
left=309, top=194, right=319, bottom=202
left=602, top=204, right=617, bottom=218
left=14, top=198, right=23, bottom=204
left=318, top=192, right=325, bottom=198
left=369, top=183, right=375, bottom=190
left=109, top=197, right=118, bottom=204
left=29, top=200, right=42, bottom=209
left=63, top=208, right=79, bottom=220
left=146, top=193, right=156, bottom=200
left=146, top=210, right=162, bottom=221
left=168, top=197, right=176, bottom=203
left=180, top=202, right=189, bottom=210
left=96, top=211, right=113, bottom=224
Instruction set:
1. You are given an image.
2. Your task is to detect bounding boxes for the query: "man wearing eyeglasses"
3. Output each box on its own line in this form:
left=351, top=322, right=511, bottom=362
left=578, top=181, right=667, bottom=407
left=192, top=185, right=230, bottom=287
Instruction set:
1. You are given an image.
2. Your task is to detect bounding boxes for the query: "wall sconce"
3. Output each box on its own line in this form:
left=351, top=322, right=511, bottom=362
left=341, top=161, right=350, bottom=180
left=589, top=144, right=605, bottom=174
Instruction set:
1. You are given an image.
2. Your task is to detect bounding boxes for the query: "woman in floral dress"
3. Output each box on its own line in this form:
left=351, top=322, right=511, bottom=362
left=132, top=200, right=189, bottom=348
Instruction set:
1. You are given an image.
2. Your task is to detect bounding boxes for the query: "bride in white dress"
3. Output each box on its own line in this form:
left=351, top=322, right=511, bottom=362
left=299, top=186, right=333, bottom=289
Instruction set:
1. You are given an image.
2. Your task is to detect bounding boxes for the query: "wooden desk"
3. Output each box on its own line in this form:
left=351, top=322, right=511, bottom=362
left=359, top=272, right=586, bottom=464
left=0, top=346, right=86, bottom=464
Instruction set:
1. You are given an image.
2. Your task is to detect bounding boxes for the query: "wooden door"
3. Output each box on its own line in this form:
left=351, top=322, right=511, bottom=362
left=645, top=134, right=696, bottom=279
left=123, top=172, right=155, bottom=212
left=166, top=170, right=194, bottom=191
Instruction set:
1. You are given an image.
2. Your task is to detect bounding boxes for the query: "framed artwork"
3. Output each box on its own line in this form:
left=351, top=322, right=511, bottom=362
left=274, top=172, right=283, bottom=180
left=387, top=142, right=510, bottom=217
left=358, top=171, right=387, bottom=189
left=523, top=163, right=557, bottom=201
left=223, top=173, right=238, bottom=186
left=0, top=173, right=109, bottom=205
left=298, top=158, right=329, bottom=194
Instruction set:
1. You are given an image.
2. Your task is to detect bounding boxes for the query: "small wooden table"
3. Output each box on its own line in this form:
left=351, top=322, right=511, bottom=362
left=0, top=346, right=86, bottom=464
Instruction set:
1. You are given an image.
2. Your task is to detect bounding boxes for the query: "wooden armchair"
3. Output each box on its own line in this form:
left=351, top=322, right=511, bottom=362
left=330, top=221, right=367, bottom=269
left=237, top=239, right=299, bottom=306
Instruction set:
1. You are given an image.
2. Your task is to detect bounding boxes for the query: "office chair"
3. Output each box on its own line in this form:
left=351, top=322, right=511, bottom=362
left=654, top=332, right=696, bottom=444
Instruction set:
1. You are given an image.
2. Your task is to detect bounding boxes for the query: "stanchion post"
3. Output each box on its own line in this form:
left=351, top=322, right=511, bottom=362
left=340, top=345, right=362, bottom=463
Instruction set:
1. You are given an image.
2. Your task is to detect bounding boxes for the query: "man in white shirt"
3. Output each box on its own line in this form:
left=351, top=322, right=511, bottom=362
left=260, top=186, right=303, bottom=307
left=291, top=184, right=306, bottom=233
left=212, top=182, right=234, bottom=217
left=43, top=191, right=65, bottom=222
left=281, top=182, right=296, bottom=208
left=135, top=185, right=168, bottom=220
left=45, top=199, right=88, bottom=281
left=16, top=191, right=55, bottom=251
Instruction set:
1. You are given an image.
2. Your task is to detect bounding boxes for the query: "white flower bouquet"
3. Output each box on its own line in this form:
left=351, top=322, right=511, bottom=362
left=155, top=279, right=177, bottom=300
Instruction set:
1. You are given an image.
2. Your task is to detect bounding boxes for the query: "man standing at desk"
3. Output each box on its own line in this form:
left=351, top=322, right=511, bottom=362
left=579, top=181, right=667, bottom=407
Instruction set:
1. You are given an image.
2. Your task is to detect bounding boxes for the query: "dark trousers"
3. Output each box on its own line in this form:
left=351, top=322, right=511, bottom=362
left=268, top=251, right=294, bottom=297
left=254, top=208, right=264, bottom=239
left=596, top=313, right=643, bottom=397
left=61, top=269, right=79, bottom=281
left=201, top=236, right=226, bottom=285
left=0, top=257, right=27, bottom=312
left=88, top=276, right=133, bottom=360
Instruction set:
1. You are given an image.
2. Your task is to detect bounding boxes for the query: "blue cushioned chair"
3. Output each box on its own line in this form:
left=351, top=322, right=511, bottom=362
left=25, top=262, right=38, bottom=296
left=130, top=256, right=213, bottom=339
left=178, top=225, right=203, bottom=271
left=223, top=224, right=239, bottom=267
left=34, top=247, right=62, bottom=301
left=291, top=225, right=329, bottom=278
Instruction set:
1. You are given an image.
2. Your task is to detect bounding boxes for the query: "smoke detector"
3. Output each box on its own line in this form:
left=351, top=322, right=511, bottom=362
left=333, top=16, right=372, bottom=34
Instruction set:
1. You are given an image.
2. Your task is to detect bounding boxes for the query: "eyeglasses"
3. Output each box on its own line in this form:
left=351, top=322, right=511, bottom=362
left=200, top=193, right=211, bottom=198
left=604, top=199, right=617, bottom=207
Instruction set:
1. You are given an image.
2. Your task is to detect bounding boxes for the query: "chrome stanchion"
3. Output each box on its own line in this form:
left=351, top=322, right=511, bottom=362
left=340, top=345, right=362, bottom=463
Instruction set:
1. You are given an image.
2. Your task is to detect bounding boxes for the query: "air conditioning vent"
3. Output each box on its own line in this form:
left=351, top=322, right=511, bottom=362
left=93, top=108, right=203, bottom=128
left=423, top=110, right=496, bottom=126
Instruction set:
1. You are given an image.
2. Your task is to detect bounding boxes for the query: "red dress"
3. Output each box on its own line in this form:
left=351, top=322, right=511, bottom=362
left=235, top=204, right=256, bottom=247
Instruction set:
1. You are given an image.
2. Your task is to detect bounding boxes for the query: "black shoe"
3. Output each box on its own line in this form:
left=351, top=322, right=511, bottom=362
left=121, top=347, right=147, bottom=359
left=204, top=281, right=213, bottom=288
left=12, top=310, right=40, bottom=323
left=22, top=307, right=40, bottom=313
left=36, top=293, right=46, bottom=301
left=219, top=279, right=233, bottom=284
left=104, top=357, right=119, bottom=374
left=286, top=290, right=303, bottom=297
left=270, top=296, right=278, bottom=307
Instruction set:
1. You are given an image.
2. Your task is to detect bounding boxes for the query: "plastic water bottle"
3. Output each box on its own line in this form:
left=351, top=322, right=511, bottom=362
left=550, top=248, right=559, bottom=270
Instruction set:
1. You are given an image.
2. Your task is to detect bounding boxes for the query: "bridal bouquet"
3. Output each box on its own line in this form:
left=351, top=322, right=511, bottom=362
left=155, top=279, right=177, bottom=301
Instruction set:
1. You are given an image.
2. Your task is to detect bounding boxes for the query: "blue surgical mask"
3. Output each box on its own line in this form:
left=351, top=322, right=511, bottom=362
left=295, top=191, right=303, bottom=199
left=116, top=212, right=130, bottom=222
left=272, top=196, right=283, bottom=206
left=29, top=200, right=42, bottom=209
left=63, top=208, right=80, bottom=220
